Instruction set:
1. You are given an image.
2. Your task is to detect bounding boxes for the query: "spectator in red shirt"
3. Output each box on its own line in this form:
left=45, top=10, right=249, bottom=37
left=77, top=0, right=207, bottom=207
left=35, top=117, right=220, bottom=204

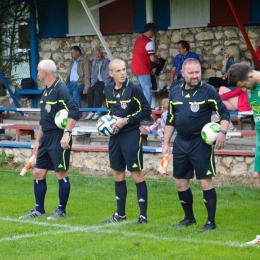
left=211, top=86, right=251, bottom=130
left=132, top=23, right=160, bottom=121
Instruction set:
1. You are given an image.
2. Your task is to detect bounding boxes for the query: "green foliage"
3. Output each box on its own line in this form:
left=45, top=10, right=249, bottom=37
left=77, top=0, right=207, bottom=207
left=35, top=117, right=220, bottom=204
left=0, top=168, right=259, bottom=259
left=0, top=0, right=30, bottom=84
left=0, top=151, right=14, bottom=166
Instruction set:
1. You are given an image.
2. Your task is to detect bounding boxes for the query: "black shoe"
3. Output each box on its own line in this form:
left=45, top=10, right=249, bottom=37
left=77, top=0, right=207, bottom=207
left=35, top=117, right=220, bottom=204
left=174, top=217, right=196, bottom=228
left=134, top=215, right=148, bottom=226
left=102, top=213, right=127, bottom=223
left=202, top=221, right=216, bottom=231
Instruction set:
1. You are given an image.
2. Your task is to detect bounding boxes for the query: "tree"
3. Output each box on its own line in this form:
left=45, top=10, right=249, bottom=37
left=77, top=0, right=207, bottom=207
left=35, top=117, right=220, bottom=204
left=0, top=0, right=30, bottom=85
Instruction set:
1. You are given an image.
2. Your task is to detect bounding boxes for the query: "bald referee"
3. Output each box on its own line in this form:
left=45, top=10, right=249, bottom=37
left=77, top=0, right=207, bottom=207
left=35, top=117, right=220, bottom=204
left=102, top=59, right=151, bottom=225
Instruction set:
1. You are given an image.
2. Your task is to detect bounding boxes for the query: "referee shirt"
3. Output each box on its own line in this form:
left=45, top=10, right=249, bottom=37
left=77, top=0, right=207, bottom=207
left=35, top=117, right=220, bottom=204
left=40, top=78, right=79, bottom=133
left=166, top=81, right=230, bottom=139
left=104, top=78, right=151, bottom=133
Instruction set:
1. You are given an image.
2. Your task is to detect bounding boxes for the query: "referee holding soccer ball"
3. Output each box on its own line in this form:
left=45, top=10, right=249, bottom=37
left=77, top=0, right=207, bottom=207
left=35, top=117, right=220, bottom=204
left=19, top=59, right=79, bottom=220
left=103, top=59, right=151, bottom=225
left=163, top=58, right=230, bottom=230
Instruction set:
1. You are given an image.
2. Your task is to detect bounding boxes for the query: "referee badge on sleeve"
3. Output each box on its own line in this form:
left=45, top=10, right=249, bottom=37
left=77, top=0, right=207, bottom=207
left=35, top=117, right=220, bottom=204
left=190, top=102, right=199, bottom=112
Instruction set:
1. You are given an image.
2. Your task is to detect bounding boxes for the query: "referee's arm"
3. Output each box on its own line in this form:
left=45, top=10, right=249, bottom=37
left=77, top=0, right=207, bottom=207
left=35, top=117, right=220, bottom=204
left=162, top=125, right=175, bottom=156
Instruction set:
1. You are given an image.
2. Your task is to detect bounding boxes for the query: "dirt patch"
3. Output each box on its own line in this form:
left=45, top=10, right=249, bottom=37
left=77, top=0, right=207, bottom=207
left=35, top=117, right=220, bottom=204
left=10, top=162, right=260, bottom=189
left=74, top=167, right=260, bottom=188
left=213, top=174, right=260, bottom=188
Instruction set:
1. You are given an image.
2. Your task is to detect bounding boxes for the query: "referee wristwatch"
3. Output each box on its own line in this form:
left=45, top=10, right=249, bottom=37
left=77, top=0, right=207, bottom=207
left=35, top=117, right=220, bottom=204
left=64, top=129, right=72, bottom=134
left=219, top=130, right=227, bottom=135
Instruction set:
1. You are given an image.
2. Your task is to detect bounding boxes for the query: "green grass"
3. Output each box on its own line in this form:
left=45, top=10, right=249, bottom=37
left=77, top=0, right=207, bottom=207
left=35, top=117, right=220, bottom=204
left=0, top=167, right=259, bottom=259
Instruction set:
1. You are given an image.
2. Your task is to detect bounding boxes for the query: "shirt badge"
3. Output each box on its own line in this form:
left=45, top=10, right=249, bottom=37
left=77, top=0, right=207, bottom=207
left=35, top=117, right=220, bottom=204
left=121, top=102, right=127, bottom=109
left=258, top=91, right=260, bottom=98
left=190, top=102, right=199, bottom=112
left=45, top=104, right=51, bottom=113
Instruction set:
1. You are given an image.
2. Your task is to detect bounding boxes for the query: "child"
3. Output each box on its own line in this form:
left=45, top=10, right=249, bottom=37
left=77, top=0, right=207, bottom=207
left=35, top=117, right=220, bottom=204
left=143, top=98, right=169, bottom=147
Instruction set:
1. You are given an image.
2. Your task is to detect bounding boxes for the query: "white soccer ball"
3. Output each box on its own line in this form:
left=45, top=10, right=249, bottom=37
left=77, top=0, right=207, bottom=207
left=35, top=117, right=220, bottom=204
left=201, top=122, right=220, bottom=145
left=55, top=109, right=68, bottom=129
left=97, top=115, right=117, bottom=136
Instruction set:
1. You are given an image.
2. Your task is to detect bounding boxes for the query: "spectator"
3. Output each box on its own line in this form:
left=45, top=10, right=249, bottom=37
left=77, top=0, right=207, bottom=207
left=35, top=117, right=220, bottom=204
left=255, top=36, right=260, bottom=62
left=132, top=22, right=160, bottom=121
left=211, top=58, right=254, bottom=129
left=85, top=48, right=113, bottom=120
left=211, top=86, right=250, bottom=131
left=209, top=43, right=244, bottom=88
left=143, top=98, right=169, bottom=147
left=102, top=59, right=151, bottom=225
left=168, top=40, right=200, bottom=91
left=65, top=46, right=91, bottom=108
left=19, top=60, right=79, bottom=219
left=221, top=43, right=243, bottom=77
left=163, top=58, right=230, bottom=231
left=227, top=63, right=260, bottom=188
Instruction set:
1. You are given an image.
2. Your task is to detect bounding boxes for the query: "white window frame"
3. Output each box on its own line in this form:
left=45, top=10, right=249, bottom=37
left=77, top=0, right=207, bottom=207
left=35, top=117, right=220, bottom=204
left=169, top=0, right=210, bottom=29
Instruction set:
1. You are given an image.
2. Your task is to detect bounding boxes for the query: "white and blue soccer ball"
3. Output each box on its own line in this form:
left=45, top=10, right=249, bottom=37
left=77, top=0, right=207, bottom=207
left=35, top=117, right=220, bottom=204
left=201, top=122, right=220, bottom=145
left=97, top=115, right=117, bottom=136
left=55, top=109, right=68, bottom=129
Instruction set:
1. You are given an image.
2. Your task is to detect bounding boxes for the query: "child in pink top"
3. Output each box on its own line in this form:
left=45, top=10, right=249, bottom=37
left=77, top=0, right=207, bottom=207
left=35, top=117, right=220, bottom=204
left=143, top=98, right=169, bottom=146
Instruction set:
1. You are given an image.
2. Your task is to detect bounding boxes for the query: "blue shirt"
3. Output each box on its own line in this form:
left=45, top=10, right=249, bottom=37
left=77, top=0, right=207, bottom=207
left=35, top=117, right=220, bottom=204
left=172, top=52, right=200, bottom=79
left=70, top=57, right=81, bottom=82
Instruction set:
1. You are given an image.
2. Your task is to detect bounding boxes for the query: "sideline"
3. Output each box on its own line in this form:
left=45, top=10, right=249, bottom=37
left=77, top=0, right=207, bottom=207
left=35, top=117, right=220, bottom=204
left=0, top=217, right=259, bottom=248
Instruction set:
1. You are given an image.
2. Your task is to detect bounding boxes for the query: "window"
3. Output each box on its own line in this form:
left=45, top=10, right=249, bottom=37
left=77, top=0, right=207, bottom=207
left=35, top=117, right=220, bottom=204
left=169, top=0, right=210, bottom=29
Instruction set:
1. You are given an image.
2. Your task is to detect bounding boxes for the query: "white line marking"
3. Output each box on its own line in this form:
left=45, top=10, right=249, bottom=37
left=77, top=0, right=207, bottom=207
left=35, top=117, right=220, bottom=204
left=1, top=217, right=259, bottom=248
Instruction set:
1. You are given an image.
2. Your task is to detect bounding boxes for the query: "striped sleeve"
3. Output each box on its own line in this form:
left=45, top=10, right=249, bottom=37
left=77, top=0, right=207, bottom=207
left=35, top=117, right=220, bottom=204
left=145, top=41, right=155, bottom=55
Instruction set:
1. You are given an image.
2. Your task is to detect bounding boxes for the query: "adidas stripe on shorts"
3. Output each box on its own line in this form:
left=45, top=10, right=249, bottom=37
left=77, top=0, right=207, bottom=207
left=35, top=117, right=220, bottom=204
left=36, top=131, right=72, bottom=171
left=109, top=128, right=143, bottom=172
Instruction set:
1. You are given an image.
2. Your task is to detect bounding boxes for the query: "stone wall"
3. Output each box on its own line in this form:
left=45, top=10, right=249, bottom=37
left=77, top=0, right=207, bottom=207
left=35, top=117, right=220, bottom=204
left=38, top=25, right=260, bottom=90
left=2, top=148, right=256, bottom=177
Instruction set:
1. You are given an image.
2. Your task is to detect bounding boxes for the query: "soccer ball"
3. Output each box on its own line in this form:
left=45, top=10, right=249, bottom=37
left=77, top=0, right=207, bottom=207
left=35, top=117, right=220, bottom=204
left=97, top=115, right=117, bottom=136
left=201, top=122, right=220, bottom=145
left=55, top=109, right=68, bottom=129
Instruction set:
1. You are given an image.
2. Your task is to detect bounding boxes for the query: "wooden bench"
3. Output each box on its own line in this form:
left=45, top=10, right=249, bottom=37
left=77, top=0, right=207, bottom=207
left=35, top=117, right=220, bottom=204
left=1, top=124, right=39, bottom=141
left=237, top=111, right=254, bottom=130
left=151, top=110, right=163, bottom=122
left=213, top=110, right=254, bottom=131
left=15, top=89, right=43, bottom=98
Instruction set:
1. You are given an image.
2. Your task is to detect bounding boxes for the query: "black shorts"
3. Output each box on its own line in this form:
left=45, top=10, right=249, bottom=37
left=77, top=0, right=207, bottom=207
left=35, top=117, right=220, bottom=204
left=109, top=128, right=143, bottom=172
left=172, top=135, right=216, bottom=180
left=36, top=131, right=72, bottom=171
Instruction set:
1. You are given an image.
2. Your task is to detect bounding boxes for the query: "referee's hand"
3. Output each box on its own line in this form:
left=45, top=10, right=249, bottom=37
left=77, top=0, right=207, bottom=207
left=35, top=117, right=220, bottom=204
left=214, top=132, right=226, bottom=150
left=111, top=116, right=125, bottom=134
left=61, top=132, right=71, bottom=149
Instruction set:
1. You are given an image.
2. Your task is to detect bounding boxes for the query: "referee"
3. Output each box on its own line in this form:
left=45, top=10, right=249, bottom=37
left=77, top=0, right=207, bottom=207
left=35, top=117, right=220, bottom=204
left=102, top=59, right=151, bottom=225
left=19, top=60, right=79, bottom=220
left=163, top=58, right=230, bottom=230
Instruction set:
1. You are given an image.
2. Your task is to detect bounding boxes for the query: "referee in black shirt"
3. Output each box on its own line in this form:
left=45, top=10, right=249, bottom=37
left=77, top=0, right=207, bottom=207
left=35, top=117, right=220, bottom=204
left=19, top=60, right=79, bottom=220
left=102, top=59, right=151, bottom=225
left=163, top=58, right=230, bottom=230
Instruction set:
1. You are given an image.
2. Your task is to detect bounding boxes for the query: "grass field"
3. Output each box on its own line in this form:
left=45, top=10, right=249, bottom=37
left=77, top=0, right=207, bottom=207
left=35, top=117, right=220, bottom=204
left=0, top=167, right=259, bottom=260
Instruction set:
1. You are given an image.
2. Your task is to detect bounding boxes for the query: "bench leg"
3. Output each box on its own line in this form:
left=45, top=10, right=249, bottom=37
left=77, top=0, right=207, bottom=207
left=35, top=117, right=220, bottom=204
left=142, top=134, right=148, bottom=146
left=237, top=118, right=243, bottom=131
left=251, top=116, right=255, bottom=130
left=0, top=112, right=3, bottom=123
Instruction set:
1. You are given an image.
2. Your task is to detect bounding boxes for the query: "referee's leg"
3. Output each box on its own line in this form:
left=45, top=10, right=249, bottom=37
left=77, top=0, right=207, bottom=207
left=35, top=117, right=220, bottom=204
left=131, top=170, right=148, bottom=225
left=55, top=170, right=71, bottom=214
left=113, top=170, right=127, bottom=218
left=200, top=178, right=217, bottom=230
